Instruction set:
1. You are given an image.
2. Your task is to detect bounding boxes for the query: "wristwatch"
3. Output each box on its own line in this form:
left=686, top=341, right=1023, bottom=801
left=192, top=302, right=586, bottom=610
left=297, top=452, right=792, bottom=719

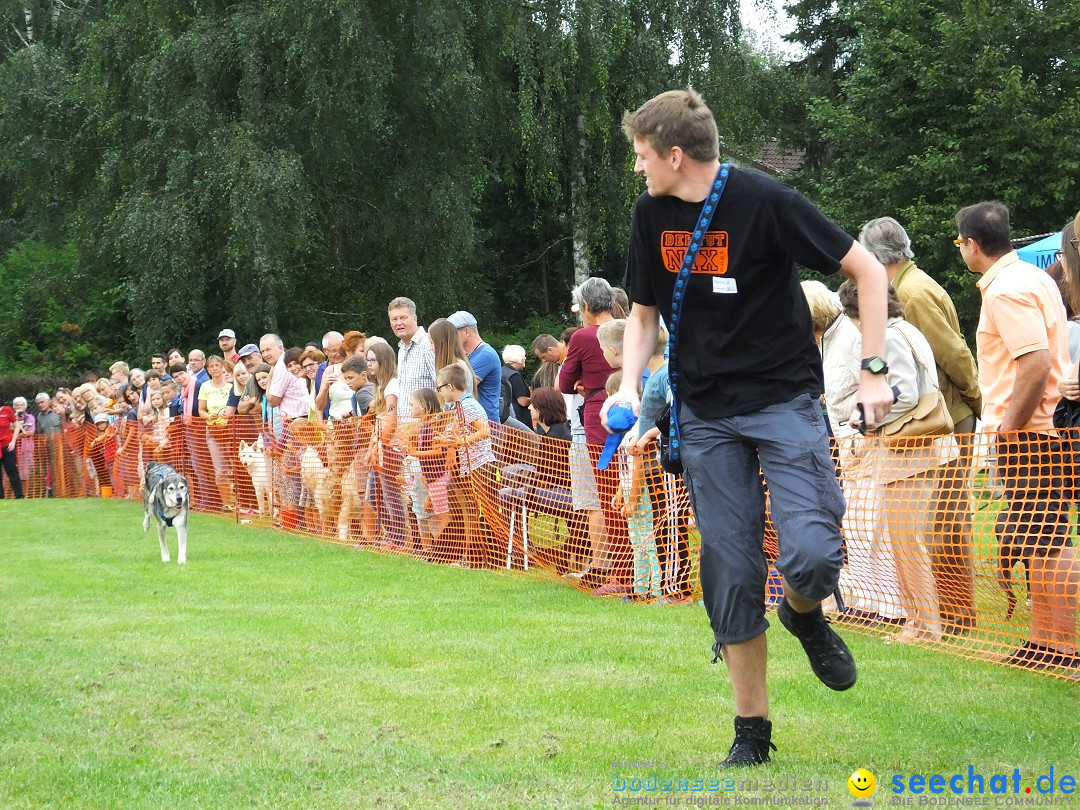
left=860, top=356, right=889, bottom=375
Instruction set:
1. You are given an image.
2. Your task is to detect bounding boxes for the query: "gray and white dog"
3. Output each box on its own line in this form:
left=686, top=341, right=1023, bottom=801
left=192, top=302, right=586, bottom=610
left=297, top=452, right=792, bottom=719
left=143, top=461, right=190, bottom=564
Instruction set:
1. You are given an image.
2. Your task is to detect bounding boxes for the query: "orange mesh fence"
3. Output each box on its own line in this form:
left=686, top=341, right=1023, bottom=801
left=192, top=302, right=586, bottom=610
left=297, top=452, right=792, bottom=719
left=6, top=414, right=1078, bottom=680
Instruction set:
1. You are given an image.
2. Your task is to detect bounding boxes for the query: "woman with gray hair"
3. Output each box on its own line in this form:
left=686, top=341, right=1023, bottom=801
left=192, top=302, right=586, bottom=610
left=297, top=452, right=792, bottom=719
left=501, top=344, right=531, bottom=424
left=858, top=215, right=983, bottom=635
left=857, top=216, right=914, bottom=267
left=562, top=277, right=616, bottom=445
left=11, top=396, right=35, bottom=491
left=560, top=276, right=628, bottom=594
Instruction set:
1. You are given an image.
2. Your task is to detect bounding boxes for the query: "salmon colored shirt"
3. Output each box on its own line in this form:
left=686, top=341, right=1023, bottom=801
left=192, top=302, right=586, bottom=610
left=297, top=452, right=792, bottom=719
left=975, top=251, right=1070, bottom=432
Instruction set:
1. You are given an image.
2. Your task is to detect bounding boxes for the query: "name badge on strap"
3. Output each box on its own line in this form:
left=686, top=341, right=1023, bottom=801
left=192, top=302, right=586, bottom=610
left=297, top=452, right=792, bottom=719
left=713, top=277, right=738, bottom=294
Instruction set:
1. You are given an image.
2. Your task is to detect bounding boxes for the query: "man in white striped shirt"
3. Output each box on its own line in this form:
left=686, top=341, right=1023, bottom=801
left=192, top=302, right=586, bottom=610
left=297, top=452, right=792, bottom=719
left=389, top=297, right=436, bottom=421
left=260, top=333, right=310, bottom=420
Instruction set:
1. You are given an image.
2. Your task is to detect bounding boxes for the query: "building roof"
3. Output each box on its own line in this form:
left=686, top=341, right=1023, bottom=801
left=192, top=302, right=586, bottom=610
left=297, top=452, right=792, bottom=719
left=751, top=140, right=807, bottom=176
left=720, top=138, right=807, bottom=177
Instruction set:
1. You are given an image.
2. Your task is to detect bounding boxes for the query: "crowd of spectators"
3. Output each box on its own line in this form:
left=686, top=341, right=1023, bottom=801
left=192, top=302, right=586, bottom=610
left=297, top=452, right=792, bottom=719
left=0, top=289, right=668, bottom=599
left=3, top=208, right=1079, bottom=665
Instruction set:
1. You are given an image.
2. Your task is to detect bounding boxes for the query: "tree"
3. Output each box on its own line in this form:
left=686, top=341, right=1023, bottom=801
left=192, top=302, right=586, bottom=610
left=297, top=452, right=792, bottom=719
left=800, top=0, right=1080, bottom=331
left=0, top=0, right=805, bottom=373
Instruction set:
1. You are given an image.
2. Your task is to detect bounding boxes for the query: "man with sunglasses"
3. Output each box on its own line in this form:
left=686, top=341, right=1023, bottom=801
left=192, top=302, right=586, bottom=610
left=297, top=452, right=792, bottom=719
left=956, top=200, right=1079, bottom=671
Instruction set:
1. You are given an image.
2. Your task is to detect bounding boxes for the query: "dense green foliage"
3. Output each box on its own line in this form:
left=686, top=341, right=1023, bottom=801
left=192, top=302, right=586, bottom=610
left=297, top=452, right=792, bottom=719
left=4, top=0, right=1074, bottom=373
left=785, top=0, right=1080, bottom=332
left=0, top=0, right=798, bottom=373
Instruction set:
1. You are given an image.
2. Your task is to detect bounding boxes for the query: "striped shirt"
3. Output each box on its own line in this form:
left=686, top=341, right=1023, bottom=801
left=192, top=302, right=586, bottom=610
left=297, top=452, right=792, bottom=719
left=269, top=357, right=311, bottom=420
left=453, top=394, right=496, bottom=475
left=397, top=326, right=436, bottom=420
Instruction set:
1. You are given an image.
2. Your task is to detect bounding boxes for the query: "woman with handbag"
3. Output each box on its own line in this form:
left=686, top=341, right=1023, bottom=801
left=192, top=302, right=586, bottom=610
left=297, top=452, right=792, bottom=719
left=838, top=281, right=958, bottom=643
left=804, top=280, right=905, bottom=626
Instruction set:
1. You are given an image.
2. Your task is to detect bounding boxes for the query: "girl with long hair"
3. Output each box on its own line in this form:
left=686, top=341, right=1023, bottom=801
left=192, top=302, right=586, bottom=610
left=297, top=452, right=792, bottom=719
left=428, top=318, right=476, bottom=395
left=404, top=387, right=454, bottom=557
left=366, top=341, right=407, bottom=550
left=198, top=355, right=235, bottom=509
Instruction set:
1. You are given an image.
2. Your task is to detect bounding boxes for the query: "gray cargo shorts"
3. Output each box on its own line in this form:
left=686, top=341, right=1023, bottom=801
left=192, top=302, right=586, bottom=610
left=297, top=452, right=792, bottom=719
left=680, top=394, right=846, bottom=646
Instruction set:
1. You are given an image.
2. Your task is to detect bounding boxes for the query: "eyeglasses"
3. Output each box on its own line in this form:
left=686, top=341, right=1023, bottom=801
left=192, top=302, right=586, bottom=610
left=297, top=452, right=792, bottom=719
left=436, top=383, right=452, bottom=391
left=952, top=237, right=967, bottom=247
left=301, top=362, right=317, bottom=370
left=1054, top=250, right=1063, bottom=263
left=366, top=358, right=377, bottom=365
left=1071, top=236, right=1079, bottom=251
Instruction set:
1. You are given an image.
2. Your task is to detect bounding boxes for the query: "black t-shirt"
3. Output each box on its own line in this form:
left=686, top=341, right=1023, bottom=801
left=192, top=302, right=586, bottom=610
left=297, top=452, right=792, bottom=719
left=502, top=365, right=531, bottom=425
left=624, top=166, right=853, bottom=418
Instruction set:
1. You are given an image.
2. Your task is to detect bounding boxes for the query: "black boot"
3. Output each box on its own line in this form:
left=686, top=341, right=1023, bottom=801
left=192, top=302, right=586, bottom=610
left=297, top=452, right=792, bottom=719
left=778, top=598, right=857, bottom=691
left=719, top=716, right=776, bottom=767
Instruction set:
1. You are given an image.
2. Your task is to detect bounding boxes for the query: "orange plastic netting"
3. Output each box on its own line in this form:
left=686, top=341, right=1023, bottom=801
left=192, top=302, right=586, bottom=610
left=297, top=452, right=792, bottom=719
left=6, top=413, right=1079, bottom=681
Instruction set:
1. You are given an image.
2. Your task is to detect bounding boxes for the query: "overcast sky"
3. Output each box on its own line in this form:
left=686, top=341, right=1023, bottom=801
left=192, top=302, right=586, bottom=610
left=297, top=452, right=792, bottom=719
left=741, top=0, right=801, bottom=60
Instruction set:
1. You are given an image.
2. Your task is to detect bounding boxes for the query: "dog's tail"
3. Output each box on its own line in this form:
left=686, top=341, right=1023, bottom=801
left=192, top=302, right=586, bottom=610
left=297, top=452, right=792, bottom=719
left=996, top=541, right=1023, bottom=620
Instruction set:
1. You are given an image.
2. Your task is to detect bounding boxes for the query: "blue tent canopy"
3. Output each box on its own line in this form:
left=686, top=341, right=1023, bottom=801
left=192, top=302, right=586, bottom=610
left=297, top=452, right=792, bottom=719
left=1016, top=231, right=1061, bottom=269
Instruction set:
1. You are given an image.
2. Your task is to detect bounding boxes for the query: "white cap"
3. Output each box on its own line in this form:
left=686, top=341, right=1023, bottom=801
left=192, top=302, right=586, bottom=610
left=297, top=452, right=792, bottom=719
left=218, top=328, right=236, bottom=339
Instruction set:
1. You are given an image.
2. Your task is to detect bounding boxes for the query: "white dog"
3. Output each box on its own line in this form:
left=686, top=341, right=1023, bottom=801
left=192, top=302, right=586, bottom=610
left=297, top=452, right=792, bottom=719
left=337, top=463, right=367, bottom=541
left=238, top=437, right=272, bottom=516
left=143, top=462, right=190, bottom=564
left=300, top=445, right=333, bottom=534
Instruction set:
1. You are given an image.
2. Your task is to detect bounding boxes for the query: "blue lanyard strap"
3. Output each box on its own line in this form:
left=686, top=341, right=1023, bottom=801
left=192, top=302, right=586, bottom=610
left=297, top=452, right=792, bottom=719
left=667, top=163, right=730, bottom=465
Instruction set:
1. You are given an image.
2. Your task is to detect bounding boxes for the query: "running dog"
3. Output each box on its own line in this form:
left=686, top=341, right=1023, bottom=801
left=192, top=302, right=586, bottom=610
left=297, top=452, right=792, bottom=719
left=143, top=461, right=190, bottom=564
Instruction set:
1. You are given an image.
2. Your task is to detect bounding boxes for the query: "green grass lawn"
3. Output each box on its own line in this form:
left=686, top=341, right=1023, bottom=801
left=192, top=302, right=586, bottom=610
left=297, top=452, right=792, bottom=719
left=0, top=499, right=1075, bottom=809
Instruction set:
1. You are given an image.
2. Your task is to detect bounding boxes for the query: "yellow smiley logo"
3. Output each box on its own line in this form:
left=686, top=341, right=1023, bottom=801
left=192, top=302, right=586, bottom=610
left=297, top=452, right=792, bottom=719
left=848, top=768, right=877, bottom=798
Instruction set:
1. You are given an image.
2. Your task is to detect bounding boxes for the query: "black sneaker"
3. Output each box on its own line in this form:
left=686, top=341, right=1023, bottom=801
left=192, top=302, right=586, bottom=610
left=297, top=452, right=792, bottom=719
left=777, top=599, right=857, bottom=691
left=719, top=716, right=776, bottom=767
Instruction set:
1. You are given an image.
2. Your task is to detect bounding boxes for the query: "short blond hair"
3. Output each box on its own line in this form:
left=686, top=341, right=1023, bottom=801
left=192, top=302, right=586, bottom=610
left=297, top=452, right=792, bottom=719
left=653, top=325, right=669, bottom=358
left=596, top=319, right=627, bottom=351
left=800, top=280, right=843, bottom=335
left=436, top=363, right=468, bottom=392
left=622, top=89, right=719, bottom=163
left=605, top=370, right=623, bottom=396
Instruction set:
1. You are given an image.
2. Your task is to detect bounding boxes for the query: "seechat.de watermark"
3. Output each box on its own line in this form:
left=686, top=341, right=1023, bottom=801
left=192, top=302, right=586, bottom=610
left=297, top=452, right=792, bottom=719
left=889, top=766, right=1075, bottom=804
left=829, top=765, right=1074, bottom=806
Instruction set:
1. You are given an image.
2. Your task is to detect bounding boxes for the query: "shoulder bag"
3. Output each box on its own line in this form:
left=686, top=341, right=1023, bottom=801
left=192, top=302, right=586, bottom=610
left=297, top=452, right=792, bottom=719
left=1053, top=366, right=1080, bottom=429
left=879, top=322, right=953, bottom=447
